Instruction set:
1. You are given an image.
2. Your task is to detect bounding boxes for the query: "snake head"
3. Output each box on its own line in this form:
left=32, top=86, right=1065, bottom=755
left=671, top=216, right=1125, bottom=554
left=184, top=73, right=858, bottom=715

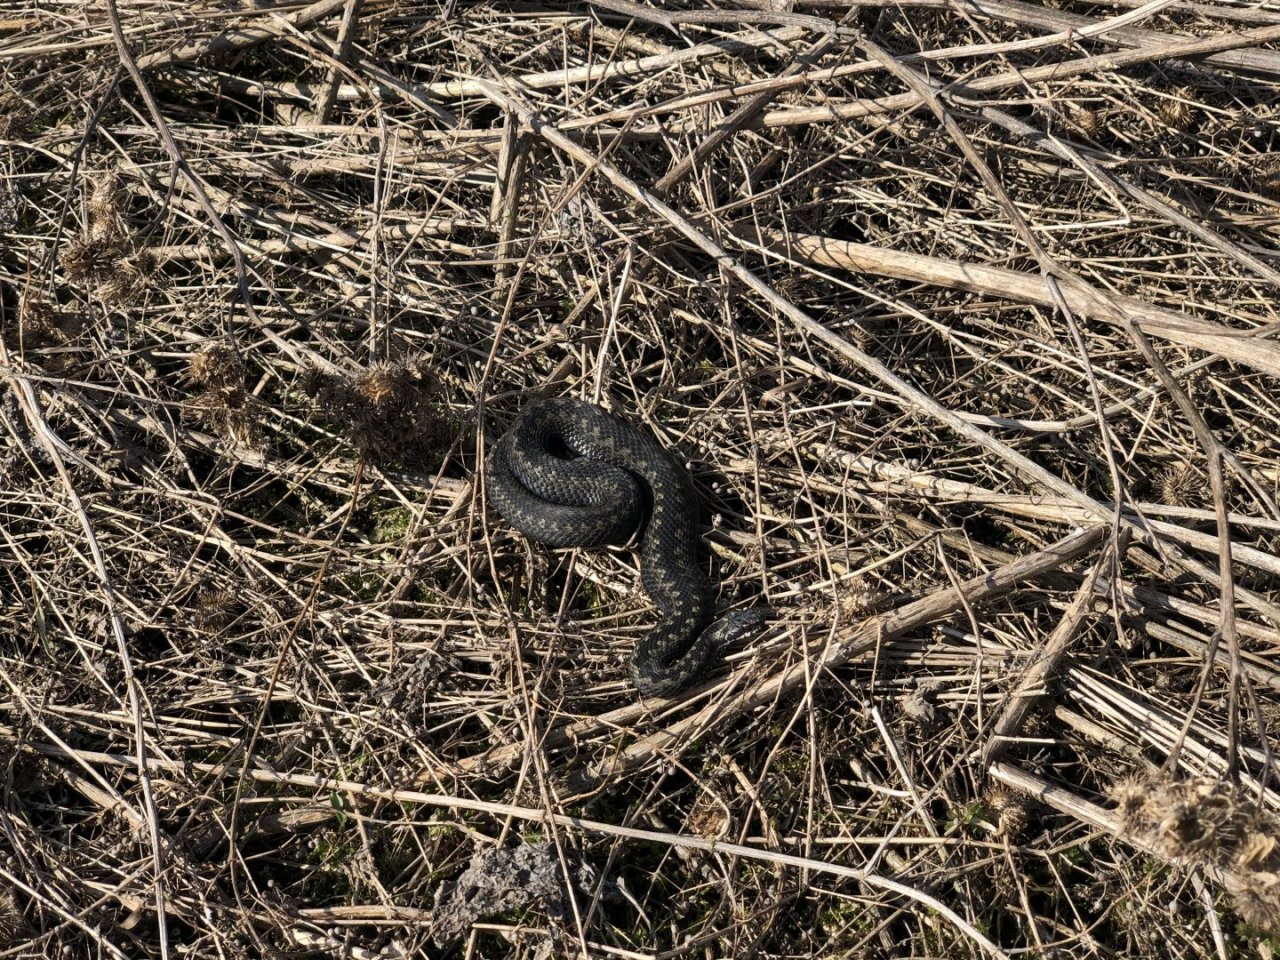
left=703, top=607, right=771, bottom=651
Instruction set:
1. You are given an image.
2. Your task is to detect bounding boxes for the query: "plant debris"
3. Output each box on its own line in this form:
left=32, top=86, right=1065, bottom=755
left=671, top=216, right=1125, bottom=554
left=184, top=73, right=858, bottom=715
left=2, top=1, right=1280, bottom=957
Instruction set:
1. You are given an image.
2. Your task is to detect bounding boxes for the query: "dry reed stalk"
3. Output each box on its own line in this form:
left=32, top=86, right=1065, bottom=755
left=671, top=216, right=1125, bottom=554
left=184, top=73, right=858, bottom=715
left=3, top=1, right=1280, bottom=955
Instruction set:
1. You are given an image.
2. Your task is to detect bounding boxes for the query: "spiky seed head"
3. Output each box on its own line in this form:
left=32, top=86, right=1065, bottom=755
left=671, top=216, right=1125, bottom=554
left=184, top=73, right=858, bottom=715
left=302, top=356, right=451, bottom=467
left=1158, top=801, right=1220, bottom=857
left=1157, top=463, right=1198, bottom=507
left=185, top=386, right=261, bottom=445
left=1257, top=158, right=1280, bottom=200
left=1226, top=869, right=1280, bottom=933
left=357, top=361, right=402, bottom=408
left=987, top=785, right=1029, bottom=839
left=193, top=585, right=239, bottom=631
left=298, top=363, right=331, bottom=399
left=0, top=888, right=22, bottom=948
left=99, top=249, right=155, bottom=305
left=1108, top=774, right=1153, bottom=832
left=59, top=233, right=122, bottom=285
left=1236, top=832, right=1280, bottom=872
left=1072, top=106, right=1105, bottom=138
left=1157, top=95, right=1192, bottom=130
left=88, top=171, right=121, bottom=226
left=836, top=576, right=877, bottom=621
left=188, top=342, right=245, bottom=390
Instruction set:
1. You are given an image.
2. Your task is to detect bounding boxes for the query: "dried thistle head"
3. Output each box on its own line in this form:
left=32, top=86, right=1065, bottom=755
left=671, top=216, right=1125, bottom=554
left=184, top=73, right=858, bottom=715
left=97, top=248, right=155, bottom=305
left=1225, top=869, right=1280, bottom=934
left=1187, top=779, right=1242, bottom=853
left=88, top=171, right=122, bottom=231
left=1134, top=778, right=1238, bottom=864
left=59, top=176, right=153, bottom=303
left=1222, top=803, right=1280, bottom=932
left=302, top=355, right=454, bottom=467
left=1110, top=768, right=1280, bottom=929
left=298, top=363, right=330, bottom=399
left=188, top=342, right=246, bottom=390
left=185, top=386, right=262, bottom=447
left=1157, top=800, right=1221, bottom=858
left=1108, top=773, right=1156, bottom=833
left=356, top=360, right=403, bottom=408
left=1071, top=105, right=1106, bottom=139
left=192, top=583, right=241, bottom=632
left=836, top=576, right=878, bottom=622
left=1157, top=463, right=1199, bottom=507
left=1156, top=91, right=1193, bottom=131
left=1256, top=157, right=1280, bottom=201
left=0, top=887, right=22, bottom=949
left=986, top=784, right=1029, bottom=839
left=59, top=232, right=126, bottom=286
left=1236, top=832, right=1280, bottom=873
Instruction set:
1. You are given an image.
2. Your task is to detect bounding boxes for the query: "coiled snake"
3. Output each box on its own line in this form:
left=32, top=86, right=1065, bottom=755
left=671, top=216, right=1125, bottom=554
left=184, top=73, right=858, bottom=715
left=486, top=398, right=763, bottom=697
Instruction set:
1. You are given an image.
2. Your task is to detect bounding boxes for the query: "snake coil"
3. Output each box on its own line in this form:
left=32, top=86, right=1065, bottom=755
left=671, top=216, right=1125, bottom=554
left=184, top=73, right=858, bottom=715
left=486, top=397, right=763, bottom=697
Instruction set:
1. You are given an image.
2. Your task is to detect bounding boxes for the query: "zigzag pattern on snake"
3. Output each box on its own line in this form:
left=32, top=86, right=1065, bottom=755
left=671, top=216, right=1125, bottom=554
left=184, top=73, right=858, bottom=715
left=485, top=397, right=763, bottom=697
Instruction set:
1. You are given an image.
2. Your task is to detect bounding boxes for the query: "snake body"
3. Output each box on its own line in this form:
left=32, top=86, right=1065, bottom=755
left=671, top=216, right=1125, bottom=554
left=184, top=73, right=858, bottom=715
left=486, top=397, right=761, bottom=697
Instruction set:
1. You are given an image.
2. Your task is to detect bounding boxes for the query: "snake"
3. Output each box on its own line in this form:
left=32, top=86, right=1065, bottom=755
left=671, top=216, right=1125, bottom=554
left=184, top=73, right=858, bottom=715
left=485, top=397, right=764, bottom=697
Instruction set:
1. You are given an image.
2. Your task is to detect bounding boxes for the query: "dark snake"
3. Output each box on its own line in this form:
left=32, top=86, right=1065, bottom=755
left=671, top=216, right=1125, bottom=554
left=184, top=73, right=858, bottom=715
left=485, top=397, right=764, bottom=697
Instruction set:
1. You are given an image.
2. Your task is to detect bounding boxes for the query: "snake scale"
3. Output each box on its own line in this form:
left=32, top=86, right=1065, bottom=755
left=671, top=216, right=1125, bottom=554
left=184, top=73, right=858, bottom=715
left=486, top=397, right=763, bottom=697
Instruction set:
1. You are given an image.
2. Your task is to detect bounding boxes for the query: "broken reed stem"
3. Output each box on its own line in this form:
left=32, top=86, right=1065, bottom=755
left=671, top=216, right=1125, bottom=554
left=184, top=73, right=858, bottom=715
left=733, top=225, right=1280, bottom=380
left=982, top=538, right=1120, bottom=766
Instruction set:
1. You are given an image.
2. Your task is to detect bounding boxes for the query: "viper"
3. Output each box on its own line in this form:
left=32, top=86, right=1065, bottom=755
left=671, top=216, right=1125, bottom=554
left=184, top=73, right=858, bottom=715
left=486, top=397, right=763, bottom=697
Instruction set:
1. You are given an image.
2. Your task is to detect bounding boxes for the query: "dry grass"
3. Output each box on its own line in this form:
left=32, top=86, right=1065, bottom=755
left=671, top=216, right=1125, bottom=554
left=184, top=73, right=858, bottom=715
left=3, top=0, right=1280, bottom=956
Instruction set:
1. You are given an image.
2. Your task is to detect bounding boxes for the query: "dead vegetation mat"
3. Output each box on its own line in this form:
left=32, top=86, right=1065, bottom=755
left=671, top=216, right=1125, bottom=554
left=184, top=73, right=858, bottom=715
left=3, top=0, right=1280, bottom=957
